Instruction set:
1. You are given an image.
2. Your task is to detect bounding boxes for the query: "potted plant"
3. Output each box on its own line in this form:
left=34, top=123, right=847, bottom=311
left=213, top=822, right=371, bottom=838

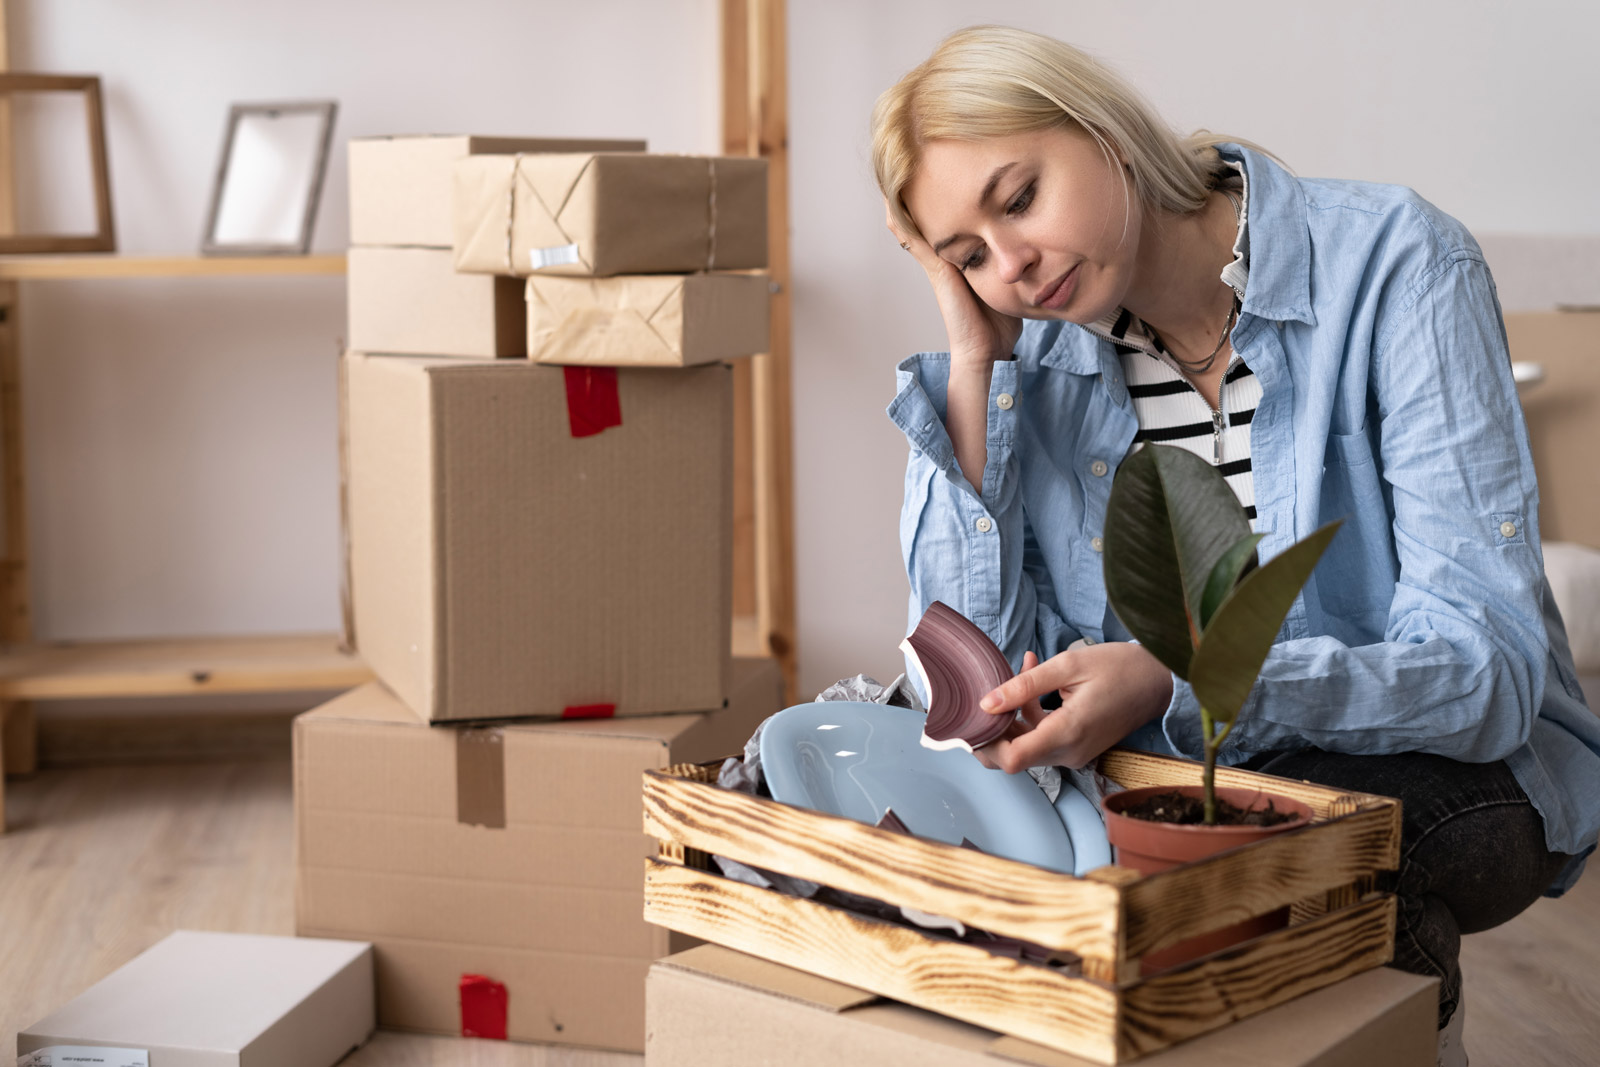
left=1099, top=443, right=1341, bottom=967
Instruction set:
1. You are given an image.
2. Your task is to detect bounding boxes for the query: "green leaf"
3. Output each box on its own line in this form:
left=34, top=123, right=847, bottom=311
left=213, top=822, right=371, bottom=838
left=1188, top=521, right=1343, bottom=722
left=1200, top=533, right=1265, bottom=630
left=1103, top=445, right=1253, bottom=678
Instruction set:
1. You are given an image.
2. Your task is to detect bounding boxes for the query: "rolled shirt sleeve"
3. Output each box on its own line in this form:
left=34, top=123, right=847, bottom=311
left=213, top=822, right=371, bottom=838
left=888, top=354, right=1074, bottom=688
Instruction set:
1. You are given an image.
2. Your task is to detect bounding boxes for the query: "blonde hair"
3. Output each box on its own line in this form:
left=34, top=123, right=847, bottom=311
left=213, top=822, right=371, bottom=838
left=873, top=26, right=1265, bottom=239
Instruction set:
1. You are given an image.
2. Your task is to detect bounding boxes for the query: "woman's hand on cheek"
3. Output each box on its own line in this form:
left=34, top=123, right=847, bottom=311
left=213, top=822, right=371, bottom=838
left=972, top=642, right=1174, bottom=774
left=885, top=201, right=1022, bottom=368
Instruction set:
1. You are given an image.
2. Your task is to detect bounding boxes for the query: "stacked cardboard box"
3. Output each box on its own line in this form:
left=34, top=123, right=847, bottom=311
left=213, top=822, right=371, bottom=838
left=300, top=134, right=783, bottom=1051
left=347, top=135, right=646, bottom=357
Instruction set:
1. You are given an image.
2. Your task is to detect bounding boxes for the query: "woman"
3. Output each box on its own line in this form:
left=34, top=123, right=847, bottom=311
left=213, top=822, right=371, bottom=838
left=874, top=25, right=1598, bottom=1061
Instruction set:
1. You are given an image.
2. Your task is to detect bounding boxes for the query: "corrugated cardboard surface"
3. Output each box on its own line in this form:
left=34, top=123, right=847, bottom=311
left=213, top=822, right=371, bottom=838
left=526, top=271, right=771, bottom=367
left=345, top=352, right=733, bottom=722
left=1506, top=310, right=1600, bottom=549
left=452, top=153, right=767, bottom=276
left=19, top=931, right=374, bottom=1067
left=347, top=246, right=525, bottom=358
left=293, top=658, right=783, bottom=1051
left=348, top=135, right=646, bottom=248
left=646, top=945, right=1439, bottom=1067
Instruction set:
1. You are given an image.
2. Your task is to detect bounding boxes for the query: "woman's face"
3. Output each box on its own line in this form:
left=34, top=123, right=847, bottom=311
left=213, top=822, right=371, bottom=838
left=901, top=124, right=1143, bottom=323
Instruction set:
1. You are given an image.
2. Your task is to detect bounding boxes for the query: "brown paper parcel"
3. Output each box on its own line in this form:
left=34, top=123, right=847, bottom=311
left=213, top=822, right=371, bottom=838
left=452, top=153, right=767, bottom=277
left=526, top=272, right=770, bottom=367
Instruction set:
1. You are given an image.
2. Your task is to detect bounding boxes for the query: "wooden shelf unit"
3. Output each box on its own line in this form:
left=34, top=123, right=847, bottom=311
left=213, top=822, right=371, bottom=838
left=0, top=254, right=355, bottom=828
left=0, top=634, right=371, bottom=701
left=0, top=254, right=347, bottom=280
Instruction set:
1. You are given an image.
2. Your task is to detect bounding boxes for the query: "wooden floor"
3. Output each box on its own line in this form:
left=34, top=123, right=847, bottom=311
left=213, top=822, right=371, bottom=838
left=2, top=759, right=1597, bottom=1065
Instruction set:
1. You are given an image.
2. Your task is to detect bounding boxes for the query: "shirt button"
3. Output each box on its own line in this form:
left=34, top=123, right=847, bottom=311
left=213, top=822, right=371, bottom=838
left=976, top=516, right=993, bottom=533
left=1090, top=536, right=1104, bottom=552
left=1500, top=521, right=1517, bottom=539
left=1090, top=460, right=1109, bottom=477
left=1081, top=635, right=1097, bottom=646
left=996, top=392, right=1014, bottom=410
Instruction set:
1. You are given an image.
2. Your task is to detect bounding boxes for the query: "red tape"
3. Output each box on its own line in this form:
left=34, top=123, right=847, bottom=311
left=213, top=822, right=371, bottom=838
left=561, top=703, right=617, bottom=720
left=460, top=973, right=508, bottom=1039
left=563, top=366, right=622, bottom=438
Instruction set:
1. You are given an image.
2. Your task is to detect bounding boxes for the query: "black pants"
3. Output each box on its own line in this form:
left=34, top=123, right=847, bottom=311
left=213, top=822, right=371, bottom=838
left=1238, top=749, right=1574, bottom=1028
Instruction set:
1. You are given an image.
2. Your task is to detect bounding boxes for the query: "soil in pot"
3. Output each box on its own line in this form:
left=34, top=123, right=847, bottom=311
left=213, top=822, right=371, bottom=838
left=1102, top=784, right=1314, bottom=974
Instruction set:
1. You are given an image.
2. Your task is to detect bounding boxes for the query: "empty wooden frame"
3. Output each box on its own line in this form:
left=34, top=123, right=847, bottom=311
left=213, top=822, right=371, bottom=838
left=0, top=73, right=115, bottom=254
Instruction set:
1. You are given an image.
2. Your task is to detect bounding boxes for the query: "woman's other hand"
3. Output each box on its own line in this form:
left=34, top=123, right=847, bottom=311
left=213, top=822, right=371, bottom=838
left=887, top=202, right=1022, bottom=369
left=972, top=643, right=1174, bottom=772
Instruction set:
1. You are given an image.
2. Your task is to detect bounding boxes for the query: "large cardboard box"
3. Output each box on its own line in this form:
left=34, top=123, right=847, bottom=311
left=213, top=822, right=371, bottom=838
left=347, top=246, right=525, bottom=358
left=526, top=271, right=771, bottom=367
left=452, top=153, right=767, bottom=276
left=349, top=134, right=645, bottom=248
left=293, top=658, right=783, bottom=1051
left=18, top=930, right=373, bottom=1067
left=343, top=351, right=732, bottom=722
left=646, top=945, right=1439, bottom=1067
left=1505, top=309, right=1600, bottom=549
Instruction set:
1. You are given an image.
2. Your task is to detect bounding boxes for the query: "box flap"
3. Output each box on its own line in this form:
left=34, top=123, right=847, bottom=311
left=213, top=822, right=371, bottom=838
left=656, top=945, right=877, bottom=1013
left=526, top=274, right=684, bottom=365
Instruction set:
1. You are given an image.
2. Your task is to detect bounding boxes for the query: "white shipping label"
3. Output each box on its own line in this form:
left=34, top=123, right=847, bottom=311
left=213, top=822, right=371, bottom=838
left=18, top=1048, right=149, bottom=1067
left=529, top=243, right=582, bottom=271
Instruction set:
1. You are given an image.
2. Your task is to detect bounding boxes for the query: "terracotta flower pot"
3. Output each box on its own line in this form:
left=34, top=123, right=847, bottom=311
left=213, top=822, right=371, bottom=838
left=1102, top=784, right=1314, bottom=973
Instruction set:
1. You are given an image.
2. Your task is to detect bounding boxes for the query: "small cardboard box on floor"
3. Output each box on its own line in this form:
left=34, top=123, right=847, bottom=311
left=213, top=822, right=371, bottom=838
left=18, top=930, right=373, bottom=1067
left=293, top=657, right=783, bottom=1051
left=647, top=946, right=1439, bottom=1067
left=343, top=350, right=732, bottom=722
left=349, top=134, right=645, bottom=247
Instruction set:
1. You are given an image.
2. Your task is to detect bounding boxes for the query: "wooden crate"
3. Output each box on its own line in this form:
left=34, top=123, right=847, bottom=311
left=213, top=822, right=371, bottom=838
left=642, top=747, right=1402, bottom=1064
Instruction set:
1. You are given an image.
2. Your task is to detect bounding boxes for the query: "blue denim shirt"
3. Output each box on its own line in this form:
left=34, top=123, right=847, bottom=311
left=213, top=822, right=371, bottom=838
left=886, top=145, right=1599, bottom=892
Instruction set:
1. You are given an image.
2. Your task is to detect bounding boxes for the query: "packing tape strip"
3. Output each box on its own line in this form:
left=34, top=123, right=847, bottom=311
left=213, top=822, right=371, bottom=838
left=455, top=727, right=506, bottom=829
left=459, top=973, right=509, bottom=1039
left=561, top=702, right=616, bottom=719
left=504, top=152, right=524, bottom=273
left=706, top=156, right=717, bottom=271
left=529, top=242, right=582, bottom=271
left=563, top=365, right=623, bottom=438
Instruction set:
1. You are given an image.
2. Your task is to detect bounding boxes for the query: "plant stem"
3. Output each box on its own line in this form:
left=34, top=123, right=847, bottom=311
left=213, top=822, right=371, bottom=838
left=1199, top=705, right=1217, bottom=825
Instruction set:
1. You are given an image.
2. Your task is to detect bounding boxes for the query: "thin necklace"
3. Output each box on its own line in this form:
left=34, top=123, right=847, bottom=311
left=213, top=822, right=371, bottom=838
left=1155, top=189, right=1242, bottom=375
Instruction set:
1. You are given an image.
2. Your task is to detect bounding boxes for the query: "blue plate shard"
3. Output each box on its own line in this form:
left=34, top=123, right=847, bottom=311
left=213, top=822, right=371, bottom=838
left=760, top=701, right=1108, bottom=876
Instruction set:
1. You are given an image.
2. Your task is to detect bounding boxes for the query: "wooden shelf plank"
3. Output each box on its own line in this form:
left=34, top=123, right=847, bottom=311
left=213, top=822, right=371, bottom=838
left=0, top=254, right=346, bottom=280
left=0, top=633, right=371, bottom=699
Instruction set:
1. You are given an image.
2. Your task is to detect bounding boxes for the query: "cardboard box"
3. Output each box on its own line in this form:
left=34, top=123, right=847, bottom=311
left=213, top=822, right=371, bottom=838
left=293, top=658, right=783, bottom=1051
left=1505, top=309, right=1600, bottom=549
left=343, top=351, right=732, bottom=722
left=18, top=930, right=373, bottom=1067
left=347, top=246, right=525, bottom=358
left=349, top=134, right=645, bottom=248
left=526, top=271, right=770, bottom=367
left=646, top=945, right=1439, bottom=1067
left=452, top=153, right=767, bottom=276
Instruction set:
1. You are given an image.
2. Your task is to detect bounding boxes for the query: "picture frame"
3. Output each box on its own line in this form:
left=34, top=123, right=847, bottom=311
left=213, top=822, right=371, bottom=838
left=0, top=73, right=115, bottom=255
left=201, top=100, right=337, bottom=256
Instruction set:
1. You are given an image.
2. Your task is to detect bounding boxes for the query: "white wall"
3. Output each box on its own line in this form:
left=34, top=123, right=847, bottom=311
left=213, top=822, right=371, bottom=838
left=788, top=0, right=1600, bottom=697
left=12, top=2, right=1599, bottom=704
left=13, top=0, right=719, bottom=644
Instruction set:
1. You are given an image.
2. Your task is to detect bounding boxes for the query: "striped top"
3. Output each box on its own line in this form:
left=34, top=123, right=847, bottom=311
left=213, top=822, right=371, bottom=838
left=1079, top=161, right=1260, bottom=522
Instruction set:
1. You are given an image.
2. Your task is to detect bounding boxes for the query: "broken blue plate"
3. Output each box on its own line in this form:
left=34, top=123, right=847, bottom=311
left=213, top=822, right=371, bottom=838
left=760, top=701, right=1110, bottom=876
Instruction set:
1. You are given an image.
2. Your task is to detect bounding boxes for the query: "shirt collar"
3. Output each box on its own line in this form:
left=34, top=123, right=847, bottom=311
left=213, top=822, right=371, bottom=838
left=1224, top=143, right=1314, bottom=325
left=1070, top=143, right=1314, bottom=355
